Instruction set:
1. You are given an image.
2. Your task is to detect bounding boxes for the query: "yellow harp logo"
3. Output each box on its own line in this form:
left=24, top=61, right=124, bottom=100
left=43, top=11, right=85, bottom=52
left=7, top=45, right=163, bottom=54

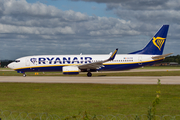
left=152, top=37, right=166, bottom=51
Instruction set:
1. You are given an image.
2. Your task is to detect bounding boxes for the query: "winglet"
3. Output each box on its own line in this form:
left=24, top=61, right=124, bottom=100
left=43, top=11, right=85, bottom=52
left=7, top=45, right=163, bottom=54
left=107, top=48, right=118, bottom=61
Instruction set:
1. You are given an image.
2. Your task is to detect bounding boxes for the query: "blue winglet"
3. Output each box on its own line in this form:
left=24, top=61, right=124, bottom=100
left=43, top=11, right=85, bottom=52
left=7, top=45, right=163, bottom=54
left=108, top=48, right=118, bottom=61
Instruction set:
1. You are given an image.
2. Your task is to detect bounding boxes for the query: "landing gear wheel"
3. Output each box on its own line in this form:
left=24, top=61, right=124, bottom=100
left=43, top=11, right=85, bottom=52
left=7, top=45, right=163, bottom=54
left=87, top=72, right=92, bottom=77
left=23, top=74, right=26, bottom=77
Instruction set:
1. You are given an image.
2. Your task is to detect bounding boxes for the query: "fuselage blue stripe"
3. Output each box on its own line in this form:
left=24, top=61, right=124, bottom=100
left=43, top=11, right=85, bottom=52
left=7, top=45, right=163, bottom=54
left=15, top=59, right=163, bottom=72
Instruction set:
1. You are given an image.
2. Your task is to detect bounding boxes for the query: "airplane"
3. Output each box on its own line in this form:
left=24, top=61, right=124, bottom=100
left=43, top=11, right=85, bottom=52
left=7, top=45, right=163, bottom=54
left=8, top=25, right=172, bottom=77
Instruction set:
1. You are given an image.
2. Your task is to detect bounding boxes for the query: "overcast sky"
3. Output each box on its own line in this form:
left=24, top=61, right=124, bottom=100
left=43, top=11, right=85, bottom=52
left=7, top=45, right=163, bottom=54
left=0, top=0, right=180, bottom=60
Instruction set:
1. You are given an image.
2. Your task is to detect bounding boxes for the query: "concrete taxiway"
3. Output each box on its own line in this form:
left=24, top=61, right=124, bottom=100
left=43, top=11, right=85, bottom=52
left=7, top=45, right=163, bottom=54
left=0, top=76, right=179, bottom=84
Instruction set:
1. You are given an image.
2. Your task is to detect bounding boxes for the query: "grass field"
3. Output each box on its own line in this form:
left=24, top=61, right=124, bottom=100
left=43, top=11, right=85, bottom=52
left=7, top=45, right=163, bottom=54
left=1, top=70, right=180, bottom=76
left=0, top=66, right=180, bottom=117
left=2, top=71, right=180, bottom=76
left=0, top=83, right=180, bottom=117
left=137, top=66, right=180, bottom=69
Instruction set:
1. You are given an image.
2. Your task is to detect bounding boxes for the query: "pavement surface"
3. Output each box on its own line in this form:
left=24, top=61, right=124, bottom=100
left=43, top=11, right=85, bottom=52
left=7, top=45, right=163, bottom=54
left=0, top=76, right=179, bottom=84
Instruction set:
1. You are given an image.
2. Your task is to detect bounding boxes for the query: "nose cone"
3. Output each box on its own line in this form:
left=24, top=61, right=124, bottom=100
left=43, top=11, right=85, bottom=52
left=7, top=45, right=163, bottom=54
left=7, top=62, right=15, bottom=69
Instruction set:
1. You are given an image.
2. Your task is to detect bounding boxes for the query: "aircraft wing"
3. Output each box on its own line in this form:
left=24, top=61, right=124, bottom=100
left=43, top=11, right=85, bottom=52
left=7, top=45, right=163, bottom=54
left=78, top=48, right=118, bottom=70
left=152, top=53, right=173, bottom=59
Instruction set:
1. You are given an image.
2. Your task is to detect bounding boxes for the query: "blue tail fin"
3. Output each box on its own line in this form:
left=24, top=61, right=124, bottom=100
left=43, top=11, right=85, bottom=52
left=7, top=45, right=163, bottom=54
left=129, top=25, right=169, bottom=55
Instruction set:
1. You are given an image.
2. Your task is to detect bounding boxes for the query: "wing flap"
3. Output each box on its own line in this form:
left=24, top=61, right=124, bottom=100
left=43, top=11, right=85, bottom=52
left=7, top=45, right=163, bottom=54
left=78, top=61, right=104, bottom=69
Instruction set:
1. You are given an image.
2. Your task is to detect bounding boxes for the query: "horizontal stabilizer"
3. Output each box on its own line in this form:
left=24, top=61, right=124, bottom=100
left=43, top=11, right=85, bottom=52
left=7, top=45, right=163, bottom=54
left=152, top=53, right=173, bottom=59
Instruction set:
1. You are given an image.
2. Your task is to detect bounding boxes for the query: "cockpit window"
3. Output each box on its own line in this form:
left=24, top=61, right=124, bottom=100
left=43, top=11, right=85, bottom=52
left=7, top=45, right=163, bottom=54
left=15, top=60, right=20, bottom=62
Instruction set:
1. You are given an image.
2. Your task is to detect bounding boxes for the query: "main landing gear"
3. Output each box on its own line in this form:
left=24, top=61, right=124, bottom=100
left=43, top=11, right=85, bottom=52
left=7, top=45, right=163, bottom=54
left=87, top=72, right=92, bottom=77
left=23, top=73, right=26, bottom=77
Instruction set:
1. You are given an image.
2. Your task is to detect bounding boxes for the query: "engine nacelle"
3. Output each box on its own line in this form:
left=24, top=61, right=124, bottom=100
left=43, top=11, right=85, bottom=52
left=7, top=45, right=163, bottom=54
left=62, top=66, right=80, bottom=75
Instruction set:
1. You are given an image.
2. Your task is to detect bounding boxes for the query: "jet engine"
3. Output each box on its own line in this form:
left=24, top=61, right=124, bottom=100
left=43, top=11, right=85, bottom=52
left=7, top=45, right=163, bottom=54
left=62, top=66, right=80, bottom=75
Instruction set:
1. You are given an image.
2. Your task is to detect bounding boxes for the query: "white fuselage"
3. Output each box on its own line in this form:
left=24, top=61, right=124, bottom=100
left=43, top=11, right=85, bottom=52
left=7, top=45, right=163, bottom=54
left=8, top=54, right=163, bottom=72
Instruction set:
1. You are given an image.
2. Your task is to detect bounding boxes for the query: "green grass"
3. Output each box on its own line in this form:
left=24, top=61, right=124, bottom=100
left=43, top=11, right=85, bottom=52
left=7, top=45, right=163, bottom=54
left=0, top=68, right=12, bottom=70
left=1, top=70, right=180, bottom=76
left=137, top=66, right=180, bottom=69
left=0, top=83, right=180, bottom=116
left=1, top=66, right=180, bottom=76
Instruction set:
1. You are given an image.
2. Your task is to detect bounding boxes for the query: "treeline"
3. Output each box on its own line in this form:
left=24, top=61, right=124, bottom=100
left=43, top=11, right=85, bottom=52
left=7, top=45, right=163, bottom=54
left=163, top=55, right=180, bottom=64
left=0, top=60, right=13, bottom=67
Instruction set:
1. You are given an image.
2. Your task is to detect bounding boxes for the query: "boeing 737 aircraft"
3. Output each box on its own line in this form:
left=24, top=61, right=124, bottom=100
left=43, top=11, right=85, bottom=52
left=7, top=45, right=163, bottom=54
left=8, top=25, right=172, bottom=77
